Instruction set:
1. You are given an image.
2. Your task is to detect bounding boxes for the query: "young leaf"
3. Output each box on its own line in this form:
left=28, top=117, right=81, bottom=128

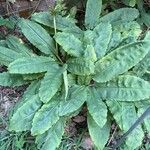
left=59, top=85, right=87, bottom=116
left=93, top=41, right=150, bottom=83
left=67, top=58, right=95, bottom=76
left=36, top=118, right=65, bottom=150
left=18, top=19, right=55, bottom=55
left=99, top=8, right=139, bottom=23
left=55, top=32, right=84, bottom=57
left=87, top=87, right=107, bottom=128
left=39, top=68, right=63, bottom=103
left=9, top=94, right=42, bottom=132
left=0, top=72, right=28, bottom=87
left=96, top=75, right=150, bottom=101
left=107, top=101, right=144, bottom=149
left=88, top=114, right=110, bottom=150
left=31, top=98, right=60, bottom=135
left=85, top=0, right=102, bottom=29
left=0, top=46, right=21, bottom=66
left=8, top=56, right=58, bottom=74
left=6, top=35, right=32, bottom=57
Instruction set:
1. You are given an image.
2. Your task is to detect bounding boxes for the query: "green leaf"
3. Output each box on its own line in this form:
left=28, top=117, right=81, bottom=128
left=55, top=32, right=84, bottom=57
left=18, top=19, right=55, bottom=55
left=135, top=101, right=150, bottom=133
left=22, top=73, right=44, bottom=81
left=67, top=58, right=95, bottom=76
left=99, top=8, right=139, bottom=23
left=11, top=81, right=41, bottom=115
left=31, top=98, right=60, bottom=135
left=31, top=12, right=82, bottom=36
left=39, top=68, right=63, bottom=103
left=141, top=12, right=150, bottom=27
left=93, top=22, right=112, bottom=59
left=107, top=101, right=144, bottom=149
left=8, top=56, right=58, bottom=74
left=88, top=114, right=110, bottom=150
left=96, top=75, right=150, bottom=101
left=0, top=72, right=27, bottom=87
left=93, top=41, right=150, bottom=83
left=108, top=21, right=141, bottom=51
left=85, top=0, right=102, bottom=29
left=9, top=94, right=42, bottom=132
left=122, top=0, right=137, bottom=7
left=59, top=85, right=87, bottom=116
left=87, top=87, right=107, bottom=128
left=6, top=35, right=33, bottom=57
left=36, top=118, right=65, bottom=150
left=0, top=46, right=21, bottom=66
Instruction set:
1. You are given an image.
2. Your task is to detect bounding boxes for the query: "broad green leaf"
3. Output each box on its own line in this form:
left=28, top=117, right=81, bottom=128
left=6, top=35, right=33, bottom=57
left=8, top=56, right=58, bottom=74
left=107, top=101, right=144, bottom=149
left=108, top=21, right=141, bottom=51
left=9, top=94, right=42, bottom=132
left=36, top=118, right=65, bottom=150
left=96, top=75, right=150, bottom=101
left=55, top=32, right=84, bottom=57
left=18, top=19, right=55, bottom=55
left=59, top=85, right=87, bottom=116
left=85, top=0, right=102, bottom=29
left=99, top=8, right=139, bottom=23
left=67, top=58, right=95, bottom=76
left=0, top=72, right=27, bottom=87
left=31, top=98, right=59, bottom=135
left=93, top=22, right=112, bottom=58
left=93, top=41, right=150, bottom=83
left=87, top=87, right=107, bottom=128
left=0, top=46, right=21, bottom=66
left=39, top=68, right=63, bottom=103
left=31, top=12, right=82, bottom=35
left=88, top=114, right=110, bottom=150
left=77, top=75, right=91, bottom=85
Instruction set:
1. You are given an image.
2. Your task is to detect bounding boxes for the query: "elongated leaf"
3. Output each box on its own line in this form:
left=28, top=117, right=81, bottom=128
left=108, top=21, right=141, bottom=51
left=93, top=41, right=150, bottom=83
left=55, top=32, right=84, bottom=57
left=0, top=72, right=27, bottom=87
left=93, top=22, right=112, bottom=58
left=18, top=19, right=55, bottom=55
left=8, top=56, right=58, bottom=74
left=0, top=46, right=21, bottom=66
left=36, top=118, right=65, bottom=150
left=88, top=114, right=110, bottom=150
left=67, top=58, right=95, bottom=76
left=31, top=12, right=82, bottom=35
left=96, top=75, right=150, bottom=101
left=11, top=80, right=41, bottom=116
left=23, top=73, right=44, bottom=81
left=87, top=87, right=107, bottom=128
left=39, top=68, right=63, bottom=103
left=85, top=0, right=102, bottom=29
left=59, top=85, right=87, bottom=116
left=135, top=101, right=150, bottom=133
left=9, top=94, right=42, bottom=132
left=6, top=35, right=32, bottom=57
left=63, top=70, right=69, bottom=100
left=99, top=8, right=139, bottom=23
left=31, top=98, right=59, bottom=135
left=107, top=101, right=144, bottom=149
